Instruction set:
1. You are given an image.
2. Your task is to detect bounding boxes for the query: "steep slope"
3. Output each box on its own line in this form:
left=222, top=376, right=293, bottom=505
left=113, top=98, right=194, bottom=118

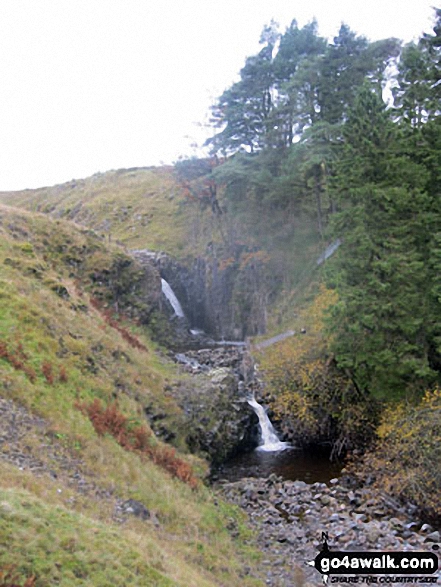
left=0, top=205, right=262, bottom=587
left=0, top=165, right=324, bottom=339
left=0, top=167, right=191, bottom=256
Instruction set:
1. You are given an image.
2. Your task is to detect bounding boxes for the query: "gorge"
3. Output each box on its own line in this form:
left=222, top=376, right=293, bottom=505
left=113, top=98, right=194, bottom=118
left=157, top=269, right=441, bottom=586
left=0, top=204, right=439, bottom=587
left=0, top=6, right=441, bottom=583
left=156, top=270, right=343, bottom=484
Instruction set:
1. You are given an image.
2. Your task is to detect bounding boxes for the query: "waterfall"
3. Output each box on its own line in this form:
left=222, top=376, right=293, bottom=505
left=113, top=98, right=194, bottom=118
left=161, top=278, right=185, bottom=318
left=247, top=396, right=290, bottom=452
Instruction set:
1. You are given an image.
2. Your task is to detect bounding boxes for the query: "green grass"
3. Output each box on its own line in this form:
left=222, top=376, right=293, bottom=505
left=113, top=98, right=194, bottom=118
left=0, top=487, right=176, bottom=586
left=0, top=164, right=325, bottom=305
left=0, top=168, right=192, bottom=257
left=0, top=205, right=263, bottom=587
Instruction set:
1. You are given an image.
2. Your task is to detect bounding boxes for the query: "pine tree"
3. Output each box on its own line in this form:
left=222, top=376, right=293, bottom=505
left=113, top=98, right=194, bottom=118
left=270, top=20, right=326, bottom=144
left=327, top=85, right=439, bottom=398
left=207, top=24, right=278, bottom=154
left=393, top=42, right=433, bottom=128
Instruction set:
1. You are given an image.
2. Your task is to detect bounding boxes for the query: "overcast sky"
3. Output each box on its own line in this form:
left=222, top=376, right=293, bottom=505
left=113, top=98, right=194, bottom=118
left=0, top=0, right=436, bottom=191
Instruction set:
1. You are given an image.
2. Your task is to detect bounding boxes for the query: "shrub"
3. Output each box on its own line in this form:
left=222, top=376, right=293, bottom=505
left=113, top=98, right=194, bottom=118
left=41, top=361, right=54, bottom=385
left=89, top=298, right=148, bottom=352
left=58, top=365, right=68, bottom=383
left=260, top=286, right=378, bottom=455
left=354, top=387, right=441, bottom=523
left=76, top=399, right=199, bottom=489
left=0, top=340, right=36, bottom=383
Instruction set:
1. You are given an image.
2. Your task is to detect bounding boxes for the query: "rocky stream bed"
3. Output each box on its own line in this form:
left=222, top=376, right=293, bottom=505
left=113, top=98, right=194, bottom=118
left=216, top=474, right=441, bottom=586
left=169, top=342, right=441, bottom=587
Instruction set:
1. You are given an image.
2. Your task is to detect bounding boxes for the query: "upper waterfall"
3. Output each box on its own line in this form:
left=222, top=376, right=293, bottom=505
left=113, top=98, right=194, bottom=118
left=161, top=278, right=185, bottom=318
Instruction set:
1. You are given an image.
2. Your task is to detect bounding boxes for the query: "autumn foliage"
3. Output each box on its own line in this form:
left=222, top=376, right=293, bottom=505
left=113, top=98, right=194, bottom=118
left=76, top=399, right=199, bottom=489
left=41, top=361, right=54, bottom=385
left=0, top=340, right=36, bottom=383
left=90, top=298, right=147, bottom=352
left=353, top=387, right=441, bottom=523
left=259, top=286, right=378, bottom=456
left=0, top=566, right=36, bottom=587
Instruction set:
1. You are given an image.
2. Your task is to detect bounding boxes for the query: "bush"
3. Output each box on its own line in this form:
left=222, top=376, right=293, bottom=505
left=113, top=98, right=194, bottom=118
left=76, top=399, right=199, bottom=489
left=89, top=298, right=148, bottom=351
left=355, top=387, right=441, bottom=522
left=0, top=566, right=36, bottom=587
left=0, top=340, right=36, bottom=383
left=41, top=361, right=54, bottom=385
left=260, top=286, right=378, bottom=455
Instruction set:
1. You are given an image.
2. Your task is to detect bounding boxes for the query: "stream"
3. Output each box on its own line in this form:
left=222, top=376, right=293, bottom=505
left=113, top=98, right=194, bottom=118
left=160, top=277, right=441, bottom=587
left=217, top=393, right=343, bottom=483
left=162, top=276, right=343, bottom=485
left=216, top=446, right=342, bottom=484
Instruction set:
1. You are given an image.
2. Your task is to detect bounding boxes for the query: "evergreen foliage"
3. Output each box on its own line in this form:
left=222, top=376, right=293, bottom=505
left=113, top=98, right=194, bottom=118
left=328, top=86, right=438, bottom=397
left=203, top=8, right=441, bottom=403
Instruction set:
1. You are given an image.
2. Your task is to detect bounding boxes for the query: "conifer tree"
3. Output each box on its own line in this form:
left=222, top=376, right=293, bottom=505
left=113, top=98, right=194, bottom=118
left=328, top=85, right=439, bottom=398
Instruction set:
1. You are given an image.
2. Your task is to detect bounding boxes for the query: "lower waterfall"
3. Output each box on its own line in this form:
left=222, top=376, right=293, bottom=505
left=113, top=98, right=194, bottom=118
left=247, top=396, right=290, bottom=452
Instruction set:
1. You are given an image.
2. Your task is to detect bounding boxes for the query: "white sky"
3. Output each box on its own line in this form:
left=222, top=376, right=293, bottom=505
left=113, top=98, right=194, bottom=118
left=0, top=0, right=436, bottom=191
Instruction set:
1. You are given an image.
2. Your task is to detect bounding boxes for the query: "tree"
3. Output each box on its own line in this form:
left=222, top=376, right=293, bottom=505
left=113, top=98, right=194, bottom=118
left=327, top=85, right=439, bottom=398
left=175, top=156, right=223, bottom=215
left=393, top=42, right=433, bottom=128
left=318, top=25, right=399, bottom=125
left=207, top=24, right=278, bottom=154
left=270, top=20, right=326, bottom=145
left=318, top=25, right=370, bottom=124
left=421, top=7, right=441, bottom=110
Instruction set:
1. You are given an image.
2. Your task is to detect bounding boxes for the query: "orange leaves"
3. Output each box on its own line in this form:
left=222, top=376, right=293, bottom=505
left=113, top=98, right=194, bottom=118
left=76, top=399, right=199, bottom=490
left=41, top=361, right=54, bottom=385
left=354, top=387, right=441, bottom=520
left=0, top=566, right=36, bottom=587
left=238, top=250, right=270, bottom=271
left=218, top=257, right=236, bottom=271
left=89, top=298, right=147, bottom=352
left=0, top=340, right=36, bottom=383
left=0, top=339, right=70, bottom=385
left=257, top=285, right=369, bottom=448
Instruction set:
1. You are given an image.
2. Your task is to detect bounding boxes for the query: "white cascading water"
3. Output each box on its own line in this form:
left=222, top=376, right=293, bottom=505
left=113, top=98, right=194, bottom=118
left=160, top=278, right=289, bottom=452
left=161, top=278, right=185, bottom=318
left=247, top=396, right=290, bottom=452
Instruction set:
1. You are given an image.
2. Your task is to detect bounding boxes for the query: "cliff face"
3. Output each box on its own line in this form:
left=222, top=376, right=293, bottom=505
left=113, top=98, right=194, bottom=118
left=0, top=166, right=313, bottom=341
left=134, top=249, right=268, bottom=341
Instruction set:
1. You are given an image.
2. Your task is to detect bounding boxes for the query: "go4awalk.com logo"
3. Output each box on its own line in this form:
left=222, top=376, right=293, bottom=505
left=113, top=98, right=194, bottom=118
left=308, top=533, right=439, bottom=585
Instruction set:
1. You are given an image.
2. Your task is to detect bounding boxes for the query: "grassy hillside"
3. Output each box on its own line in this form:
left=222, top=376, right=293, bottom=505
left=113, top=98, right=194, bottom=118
left=0, top=168, right=192, bottom=257
left=0, top=165, right=325, bottom=336
left=0, top=205, right=262, bottom=587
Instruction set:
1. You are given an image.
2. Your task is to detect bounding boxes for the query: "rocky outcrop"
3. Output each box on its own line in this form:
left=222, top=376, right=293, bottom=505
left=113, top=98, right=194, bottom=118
left=160, top=346, right=259, bottom=466
left=132, top=249, right=268, bottom=340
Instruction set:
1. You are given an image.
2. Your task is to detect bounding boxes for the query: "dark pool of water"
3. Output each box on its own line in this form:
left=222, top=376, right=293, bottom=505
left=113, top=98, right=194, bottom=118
left=215, top=446, right=343, bottom=484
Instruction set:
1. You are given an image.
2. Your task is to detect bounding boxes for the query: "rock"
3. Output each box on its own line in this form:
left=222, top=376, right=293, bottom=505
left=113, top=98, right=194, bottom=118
left=365, top=522, right=382, bottom=544
left=424, top=531, right=440, bottom=543
left=320, top=495, right=331, bottom=506
left=389, top=517, right=404, bottom=530
left=120, top=499, right=150, bottom=520
left=167, top=350, right=258, bottom=465
left=209, top=367, right=234, bottom=386
left=420, top=523, right=433, bottom=534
